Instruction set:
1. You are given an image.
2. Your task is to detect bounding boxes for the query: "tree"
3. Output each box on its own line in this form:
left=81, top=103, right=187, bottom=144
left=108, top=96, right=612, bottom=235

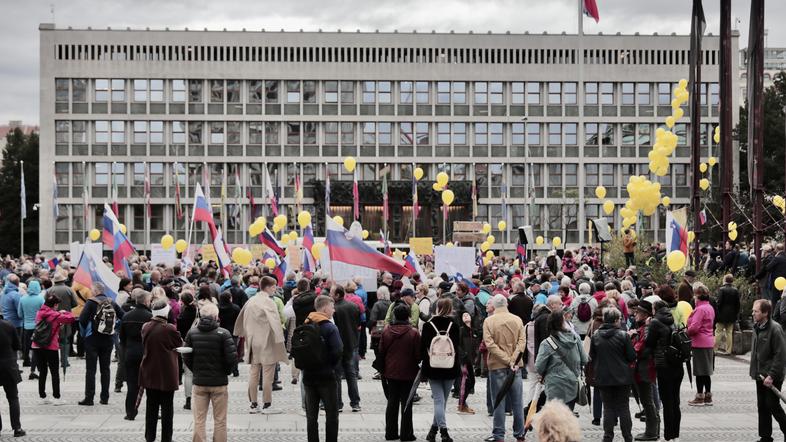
left=0, top=128, right=39, bottom=255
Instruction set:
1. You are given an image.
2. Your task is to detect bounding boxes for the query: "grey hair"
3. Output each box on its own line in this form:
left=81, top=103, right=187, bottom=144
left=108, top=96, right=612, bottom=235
left=542, top=282, right=552, bottom=292
left=491, top=294, right=508, bottom=308
left=578, top=282, right=591, bottom=295
left=199, top=302, right=219, bottom=320
left=376, top=286, right=390, bottom=301
left=135, top=290, right=151, bottom=305
left=620, top=280, right=634, bottom=291
left=602, top=307, right=621, bottom=324
left=546, top=294, right=562, bottom=309
left=560, top=276, right=572, bottom=288
left=151, top=298, right=169, bottom=311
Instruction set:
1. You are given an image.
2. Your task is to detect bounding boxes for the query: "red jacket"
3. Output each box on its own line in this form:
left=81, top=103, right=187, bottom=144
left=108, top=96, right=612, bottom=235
left=379, top=322, right=421, bottom=381
left=32, top=304, right=75, bottom=351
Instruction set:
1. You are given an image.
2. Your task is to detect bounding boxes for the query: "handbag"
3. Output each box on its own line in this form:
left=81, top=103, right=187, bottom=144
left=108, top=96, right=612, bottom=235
left=545, top=336, right=588, bottom=406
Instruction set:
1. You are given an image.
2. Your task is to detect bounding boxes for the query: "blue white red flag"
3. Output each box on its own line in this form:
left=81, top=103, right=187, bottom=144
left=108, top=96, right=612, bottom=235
left=379, top=230, right=392, bottom=256
left=666, top=209, right=689, bottom=256
left=104, top=204, right=136, bottom=277
left=265, top=165, right=278, bottom=217
left=584, top=0, right=600, bottom=23
left=326, top=217, right=411, bottom=276
left=47, top=257, right=60, bottom=270
left=192, top=183, right=218, bottom=238
left=212, top=227, right=232, bottom=277
left=73, top=248, right=121, bottom=300
left=403, top=251, right=426, bottom=281
left=302, top=225, right=317, bottom=271
left=259, top=225, right=286, bottom=257
left=325, top=166, right=332, bottom=217
left=455, top=272, right=478, bottom=290
left=353, top=170, right=360, bottom=220
left=699, top=209, right=707, bottom=226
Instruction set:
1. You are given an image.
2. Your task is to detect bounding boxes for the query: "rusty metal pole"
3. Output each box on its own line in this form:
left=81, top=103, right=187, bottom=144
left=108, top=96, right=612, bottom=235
left=720, top=0, right=733, bottom=248
left=749, top=0, right=765, bottom=275
left=689, top=0, right=704, bottom=266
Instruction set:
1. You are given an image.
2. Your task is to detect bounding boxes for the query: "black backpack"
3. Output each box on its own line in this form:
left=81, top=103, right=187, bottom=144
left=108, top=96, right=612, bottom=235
left=665, top=326, right=692, bottom=365
left=31, top=319, right=52, bottom=348
left=93, top=298, right=117, bottom=335
left=291, top=321, right=326, bottom=371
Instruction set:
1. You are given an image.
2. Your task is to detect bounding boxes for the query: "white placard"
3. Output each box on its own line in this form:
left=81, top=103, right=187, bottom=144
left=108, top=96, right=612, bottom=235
left=150, top=243, right=178, bottom=266
left=434, top=246, right=476, bottom=277
left=69, top=242, right=102, bottom=267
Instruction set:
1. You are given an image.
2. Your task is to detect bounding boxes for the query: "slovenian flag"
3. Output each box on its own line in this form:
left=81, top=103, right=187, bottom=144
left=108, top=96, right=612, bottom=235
left=73, top=248, right=121, bottom=300
left=666, top=209, right=689, bottom=255
left=192, top=182, right=217, bottom=238
left=104, top=204, right=136, bottom=277
left=212, top=227, right=232, bottom=277
left=47, top=257, right=60, bottom=270
left=584, top=0, right=600, bottom=23
left=259, top=225, right=286, bottom=257
left=302, top=225, right=317, bottom=272
left=326, top=217, right=411, bottom=276
left=403, top=251, right=426, bottom=281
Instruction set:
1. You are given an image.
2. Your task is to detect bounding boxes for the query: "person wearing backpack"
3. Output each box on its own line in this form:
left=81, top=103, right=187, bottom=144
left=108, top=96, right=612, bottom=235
left=77, top=285, right=125, bottom=406
left=645, top=300, right=683, bottom=442
left=570, top=282, right=598, bottom=340
left=32, top=292, right=75, bottom=406
left=686, top=283, right=716, bottom=407
left=420, top=297, right=461, bottom=442
left=300, top=295, right=343, bottom=442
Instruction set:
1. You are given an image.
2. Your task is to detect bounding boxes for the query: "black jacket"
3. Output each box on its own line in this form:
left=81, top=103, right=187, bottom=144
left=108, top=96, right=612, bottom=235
left=228, top=285, right=248, bottom=309
left=333, top=298, right=360, bottom=359
left=183, top=317, right=237, bottom=387
left=645, top=306, right=677, bottom=369
left=0, top=320, right=20, bottom=385
left=420, top=315, right=461, bottom=380
left=715, top=284, right=741, bottom=324
left=756, top=254, right=786, bottom=290
left=217, top=301, right=240, bottom=336
left=590, top=323, right=636, bottom=387
left=119, top=304, right=152, bottom=360
left=508, top=292, right=534, bottom=327
left=177, top=304, right=197, bottom=339
left=532, top=306, right=552, bottom=361
left=292, top=291, right=317, bottom=327
left=303, top=316, right=343, bottom=386
left=751, top=319, right=786, bottom=383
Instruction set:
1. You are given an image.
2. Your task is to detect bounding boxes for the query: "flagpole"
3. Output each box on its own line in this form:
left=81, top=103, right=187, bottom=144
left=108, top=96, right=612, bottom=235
left=20, top=160, right=24, bottom=257
left=412, top=162, right=416, bottom=237
left=578, top=0, right=584, bottom=36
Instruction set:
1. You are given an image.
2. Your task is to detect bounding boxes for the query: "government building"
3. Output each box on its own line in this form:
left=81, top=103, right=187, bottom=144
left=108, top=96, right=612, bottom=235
left=38, top=24, right=739, bottom=252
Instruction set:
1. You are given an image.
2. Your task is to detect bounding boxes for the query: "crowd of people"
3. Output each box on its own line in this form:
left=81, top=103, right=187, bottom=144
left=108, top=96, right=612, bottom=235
left=0, top=240, right=783, bottom=442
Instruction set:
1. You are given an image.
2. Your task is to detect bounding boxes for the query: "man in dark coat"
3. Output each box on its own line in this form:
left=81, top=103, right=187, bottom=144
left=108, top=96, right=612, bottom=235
left=0, top=318, right=25, bottom=436
left=78, top=285, right=125, bottom=406
left=508, top=281, right=534, bottom=328
left=755, top=244, right=786, bottom=303
left=292, top=278, right=316, bottom=327
left=118, top=290, right=152, bottom=420
left=331, top=285, right=361, bottom=412
left=751, top=299, right=786, bottom=442
left=715, top=274, right=740, bottom=355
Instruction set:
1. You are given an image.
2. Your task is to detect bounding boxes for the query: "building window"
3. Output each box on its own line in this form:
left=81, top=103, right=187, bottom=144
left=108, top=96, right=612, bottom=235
left=674, top=164, right=687, bottom=186
left=638, top=124, right=651, bottom=145
left=210, top=80, right=224, bottom=103
left=111, top=121, right=124, bottom=143
left=324, top=81, right=338, bottom=103
left=621, top=83, right=635, bottom=105
left=602, top=164, right=617, bottom=188
left=210, top=122, right=224, bottom=144
left=56, top=79, right=69, bottom=102
left=527, top=123, right=540, bottom=145
left=564, top=82, right=577, bottom=105
left=622, top=123, right=636, bottom=145
left=95, top=79, right=109, bottom=102
left=674, top=123, right=687, bottom=145
left=227, top=122, right=241, bottom=144
left=453, top=123, right=466, bottom=145
left=585, top=164, right=599, bottom=187
left=379, top=122, right=392, bottom=145
left=565, top=164, right=578, bottom=186
left=189, top=122, right=203, bottom=144
left=585, top=123, right=598, bottom=145
left=415, top=81, right=429, bottom=104
left=303, top=80, right=316, bottom=104
left=399, top=81, right=413, bottom=104
left=416, top=122, right=429, bottom=145
left=453, top=82, right=466, bottom=104
left=400, top=123, right=413, bottom=145
left=172, top=121, right=186, bottom=144
left=601, top=124, right=614, bottom=145
left=489, top=123, right=503, bottom=145
left=112, top=162, right=125, bottom=185
left=585, top=82, right=598, bottom=105
left=150, top=122, right=164, bottom=143
left=363, top=122, right=376, bottom=144
left=489, top=82, right=503, bottom=104
left=324, top=122, right=339, bottom=144
left=437, top=82, right=450, bottom=104
left=341, top=81, right=354, bottom=103
left=512, top=123, right=525, bottom=144
left=72, top=121, right=86, bottom=143
left=600, top=82, right=614, bottom=105
left=341, top=122, right=355, bottom=145
left=189, top=80, right=203, bottom=102
left=548, top=82, right=562, bottom=105
left=226, top=80, right=241, bottom=103
left=55, top=121, right=69, bottom=143
left=548, top=164, right=562, bottom=187
left=709, top=83, right=719, bottom=106
left=378, top=81, right=391, bottom=104
left=133, top=121, right=148, bottom=143
left=150, top=80, right=164, bottom=102
left=265, top=122, right=279, bottom=144
left=437, top=123, right=450, bottom=145
left=658, top=83, right=671, bottom=105
left=248, top=122, right=263, bottom=144
left=564, top=123, right=577, bottom=145
left=527, top=82, right=541, bottom=104
left=512, top=82, right=525, bottom=104
left=287, top=122, right=301, bottom=144
left=548, top=123, right=562, bottom=145
left=134, top=80, right=148, bottom=102
left=637, top=83, right=651, bottom=105
left=474, top=82, right=487, bottom=105
left=95, top=162, right=109, bottom=186
left=265, top=80, right=279, bottom=102
left=362, top=81, right=376, bottom=104
left=286, top=81, right=300, bottom=103
left=72, top=79, right=87, bottom=102
left=246, top=80, right=262, bottom=103
left=111, top=79, right=125, bottom=101
left=172, top=80, right=186, bottom=102
left=475, top=123, right=488, bottom=145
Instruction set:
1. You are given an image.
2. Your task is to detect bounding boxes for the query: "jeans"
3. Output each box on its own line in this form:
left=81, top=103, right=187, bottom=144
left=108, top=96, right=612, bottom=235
left=624, top=252, right=635, bottom=267
left=84, top=338, right=113, bottom=402
left=305, top=379, right=339, bottom=442
left=1, top=379, right=21, bottom=431
left=192, top=385, right=228, bottom=442
left=145, top=389, right=174, bottom=442
left=34, top=348, right=60, bottom=399
left=714, top=323, right=734, bottom=354
left=385, top=379, right=415, bottom=439
left=637, top=381, right=659, bottom=436
left=656, top=366, right=683, bottom=441
left=249, top=363, right=276, bottom=404
left=599, top=385, right=633, bottom=442
left=756, top=379, right=786, bottom=442
left=335, top=355, right=360, bottom=408
left=489, top=368, right=524, bottom=440
left=429, top=378, right=454, bottom=429
left=593, top=386, right=603, bottom=421
left=125, top=356, right=142, bottom=418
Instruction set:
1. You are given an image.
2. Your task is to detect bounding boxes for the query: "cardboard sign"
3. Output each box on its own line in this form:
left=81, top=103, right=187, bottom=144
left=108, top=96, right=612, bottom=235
left=69, top=242, right=102, bottom=267
left=199, top=245, right=218, bottom=263
left=249, top=244, right=266, bottom=260
left=150, top=243, right=177, bottom=266
left=409, top=237, right=434, bottom=255
left=434, top=246, right=476, bottom=277
left=286, top=244, right=302, bottom=270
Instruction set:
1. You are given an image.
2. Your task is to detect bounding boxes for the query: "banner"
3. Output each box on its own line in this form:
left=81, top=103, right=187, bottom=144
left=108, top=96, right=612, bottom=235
left=435, top=246, right=476, bottom=278
left=199, top=244, right=218, bottom=263
left=150, top=243, right=177, bottom=267
left=409, top=237, right=434, bottom=255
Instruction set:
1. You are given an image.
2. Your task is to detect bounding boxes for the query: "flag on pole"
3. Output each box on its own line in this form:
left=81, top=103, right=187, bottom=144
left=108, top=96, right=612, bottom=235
left=202, top=162, right=210, bottom=199
left=192, top=183, right=217, bottom=238
left=699, top=209, right=707, bottom=226
left=471, top=165, right=478, bottom=220
left=665, top=209, right=689, bottom=256
left=220, top=177, right=227, bottom=228
left=111, top=164, right=119, bottom=216
left=259, top=226, right=286, bottom=257
left=144, top=162, right=152, bottom=217
left=302, top=225, right=317, bottom=272
left=73, top=248, right=121, bottom=301
left=174, top=163, right=184, bottom=220
left=247, top=188, right=256, bottom=221
left=103, top=204, right=136, bottom=277
left=382, top=171, right=389, bottom=225
left=412, top=170, right=420, bottom=220
left=265, top=165, right=278, bottom=216
left=501, top=171, right=508, bottom=223
left=403, top=251, right=426, bottom=281
left=20, top=162, right=26, bottom=220
left=53, top=174, right=60, bottom=219
left=212, top=227, right=232, bottom=277
left=352, top=169, right=360, bottom=221
left=47, top=257, right=60, bottom=270
left=379, top=229, right=392, bottom=257
left=325, top=164, right=332, bottom=217
left=326, top=216, right=411, bottom=276
left=295, top=166, right=303, bottom=211
left=232, top=166, right=242, bottom=228
left=82, top=163, right=89, bottom=232
left=583, top=0, right=600, bottom=23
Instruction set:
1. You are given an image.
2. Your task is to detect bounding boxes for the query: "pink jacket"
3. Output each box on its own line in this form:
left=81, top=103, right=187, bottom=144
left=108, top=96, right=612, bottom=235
left=687, top=299, right=715, bottom=348
left=32, top=304, right=76, bottom=351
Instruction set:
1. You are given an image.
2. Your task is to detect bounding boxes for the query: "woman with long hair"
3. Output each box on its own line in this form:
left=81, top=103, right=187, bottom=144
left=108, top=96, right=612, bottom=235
left=535, top=310, right=588, bottom=409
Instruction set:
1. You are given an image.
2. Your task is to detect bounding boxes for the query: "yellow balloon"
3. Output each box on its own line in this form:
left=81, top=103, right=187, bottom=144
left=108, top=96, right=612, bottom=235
left=311, top=243, right=322, bottom=260
left=487, top=235, right=495, bottom=245
left=667, top=250, right=686, bottom=272
left=274, top=214, right=288, bottom=228
left=728, top=229, right=738, bottom=241
left=678, top=79, right=688, bottom=89
left=700, top=178, right=710, bottom=191
left=595, top=186, right=607, bottom=199
left=552, top=237, right=562, bottom=248
left=688, top=231, right=695, bottom=243
left=265, top=258, right=276, bottom=269
left=482, top=257, right=491, bottom=266
left=482, top=223, right=492, bottom=234
left=535, top=236, right=544, bottom=245
left=480, top=241, right=490, bottom=252
left=413, top=167, right=424, bottom=181
left=713, top=133, right=721, bottom=144
left=298, top=211, right=312, bottom=229
left=441, top=189, right=455, bottom=206
left=672, top=108, right=684, bottom=120
left=661, top=196, right=671, bottom=207
left=289, top=231, right=299, bottom=242
left=665, top=116, right=675, bottom=128
left=708, top=157, right=717, bottom=167
left=119, top=224, right=127, bottom=235
left=671, top=98, right=681, bottom=110
left=362, top=229, right=369, bottom=239
left=497, top=221, right=507, bottom=231
left=485, top=250, right=494, bottom=260
left=161, top=234, right=174, bottom=251
left=603, top=200, right=614, bottom=215
left=281, top=234, right=290, bottom=245
left=432, top=182, right=444, bottom=192
left=89, top=229, right=101, bottom=242
left=699, top=163, right=708, bottom=173
left=775, top=277, right=786, bottom=292
left=249, top=222, right=264, bottom=237
left=333, top=215, right=344, bottom=227
left=436, top=172, right=449, bottom=186
left=343, top=156, right=356, bottom=172
left=255, top=216, right=267, bottom=227
left=728, top=221, right=737, bottom=231
left=446, top=242, right=454, bottom=248
left=175, top=239, right=188, bottom=254
left=234, top=248, right=252, bottom=266
left=272, top=223, right=282, bottom=233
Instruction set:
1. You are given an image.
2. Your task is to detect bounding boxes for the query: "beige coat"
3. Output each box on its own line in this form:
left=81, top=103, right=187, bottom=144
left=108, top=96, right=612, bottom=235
left=483, top=306, right=525, bottom=371
left=234, top=292, right=288, bottom=365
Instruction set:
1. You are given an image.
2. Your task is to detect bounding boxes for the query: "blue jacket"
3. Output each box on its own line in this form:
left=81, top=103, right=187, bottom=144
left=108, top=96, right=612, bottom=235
left=1, top=283, right=22, bottom=328
left=18, top=282, right=44, bottom=330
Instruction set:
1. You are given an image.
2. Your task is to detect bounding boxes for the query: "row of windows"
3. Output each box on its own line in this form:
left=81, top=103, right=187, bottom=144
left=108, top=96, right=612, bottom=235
left=53, top=41, right=721, bottom=66
left=55, top=78, right=721, bottom=106
left=54, top=120, right=720, bottom=148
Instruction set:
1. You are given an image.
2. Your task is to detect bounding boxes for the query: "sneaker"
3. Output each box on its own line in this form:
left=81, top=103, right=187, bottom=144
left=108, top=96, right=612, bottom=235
left=704, top=392, right=713, bottom=406
left=249, top=402, right=260, bottom=414
left=38, top=398, right=51, bottom=405
left=51, top=398, right=67, bottom=406
left=457, top=404, right=476, bottom=415
left=99, top=399, right=109, bottom=405
left=373, top=372, right=382, bottom=380
left=13, top=429, right=26, bottom=437
left=591, top=418, right=601, bottom=426
left=687, top=393, right=705, bottom=407
left=183, top=397, right=191, bottom=410
left=114, top=386, right=122, bottom=393
left=272, top=383, right=283, bottom=391
left=351, top=405, right=362, bottom=412
left=78, top=399, right=94, bottom=406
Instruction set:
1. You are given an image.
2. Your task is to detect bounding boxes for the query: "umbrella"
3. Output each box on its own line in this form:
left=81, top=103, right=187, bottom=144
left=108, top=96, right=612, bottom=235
left=492, top=352, right=524, bottom=411
left=135, top=386, right=146, bottom=411
left=403, top=368, right=423, bottom=412
left=630, top=381, right=642, bottom=413
left=759, top=375, right=786, bottom=404
left=524, top=382, right=544, bottom=430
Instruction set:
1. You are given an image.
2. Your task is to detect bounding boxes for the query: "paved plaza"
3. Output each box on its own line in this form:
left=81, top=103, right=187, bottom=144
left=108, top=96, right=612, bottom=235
left=0, top=351, right=761, bottom=441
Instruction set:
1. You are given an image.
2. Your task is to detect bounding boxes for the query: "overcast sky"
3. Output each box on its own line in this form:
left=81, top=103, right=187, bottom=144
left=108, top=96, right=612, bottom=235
left=1, top=0, right=783, bottom=124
